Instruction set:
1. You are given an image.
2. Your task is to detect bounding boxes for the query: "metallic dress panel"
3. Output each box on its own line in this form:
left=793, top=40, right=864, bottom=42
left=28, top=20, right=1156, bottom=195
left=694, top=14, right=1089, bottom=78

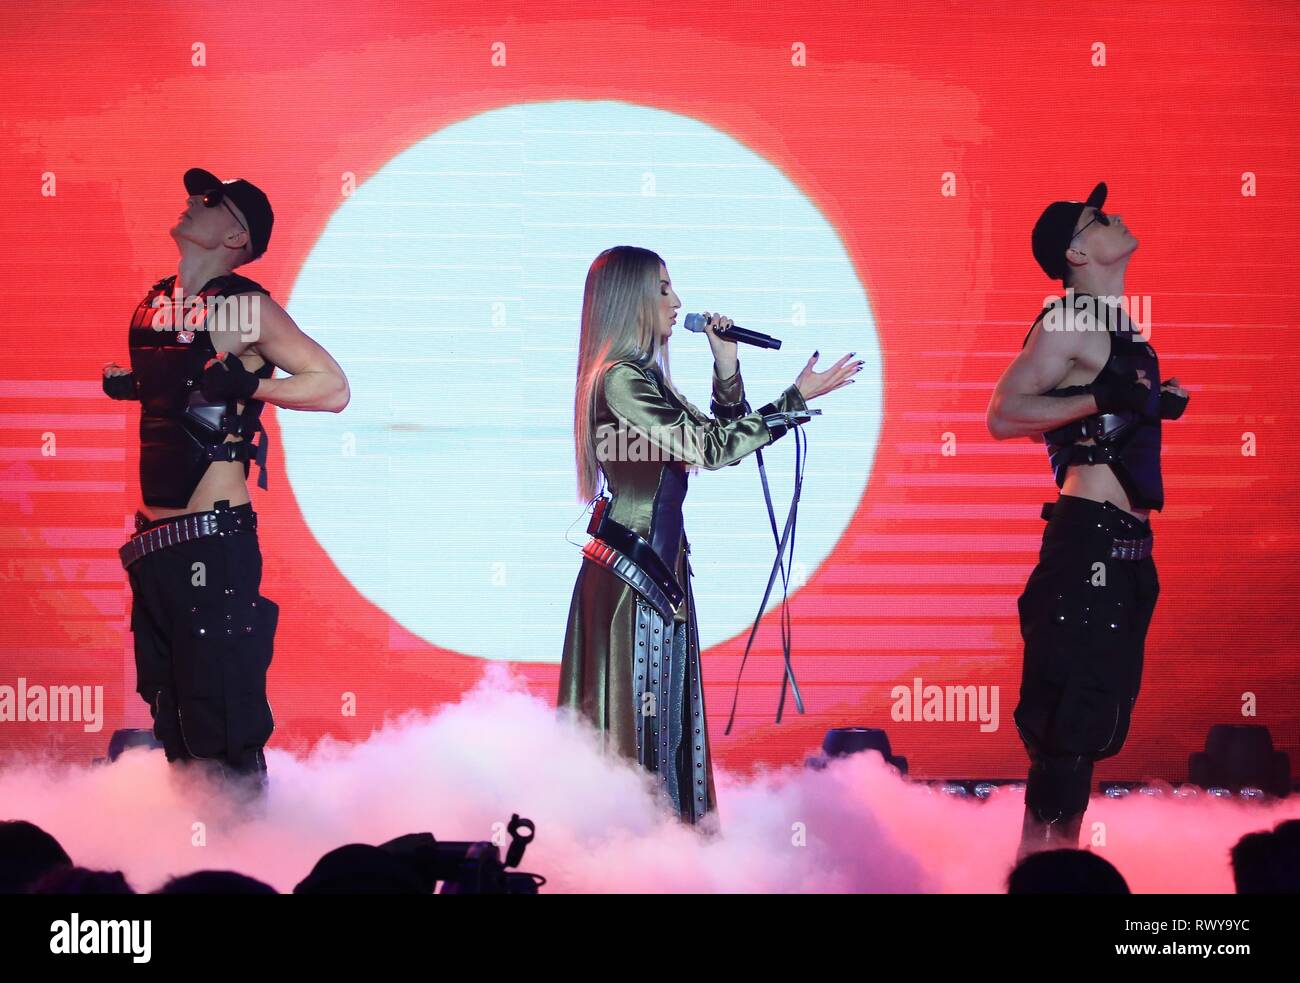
left=559, top=358, right=806, bottom=827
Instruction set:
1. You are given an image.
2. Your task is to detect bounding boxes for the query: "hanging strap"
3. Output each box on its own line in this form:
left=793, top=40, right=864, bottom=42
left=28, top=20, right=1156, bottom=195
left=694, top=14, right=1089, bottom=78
left=724, top=422, right=808, bottom=734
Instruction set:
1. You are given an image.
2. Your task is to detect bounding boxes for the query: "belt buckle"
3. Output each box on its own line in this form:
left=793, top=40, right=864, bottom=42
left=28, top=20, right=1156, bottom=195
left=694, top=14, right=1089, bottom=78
left=209, top=498, right=239, bottom=535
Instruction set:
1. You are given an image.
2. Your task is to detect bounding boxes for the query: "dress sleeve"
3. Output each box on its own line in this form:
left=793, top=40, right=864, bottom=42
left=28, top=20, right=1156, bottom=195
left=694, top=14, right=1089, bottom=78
left=710, top=362, right=748, bottom=420
left=600, top=362, right=805, bottom=470
left=707, top=359, right=809, bottom=416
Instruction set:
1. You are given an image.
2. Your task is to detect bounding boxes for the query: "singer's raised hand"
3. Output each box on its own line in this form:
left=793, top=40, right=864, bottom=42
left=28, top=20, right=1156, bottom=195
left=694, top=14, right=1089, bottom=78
left=795, top=351, right=862, bottom=401
left=702, top=310, right=743, bottom=356
left=700, top=310, right=738, bottom=376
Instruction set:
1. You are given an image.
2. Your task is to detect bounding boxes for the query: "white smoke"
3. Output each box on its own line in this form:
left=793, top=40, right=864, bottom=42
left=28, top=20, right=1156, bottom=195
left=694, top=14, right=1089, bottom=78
left=2, top=663, right=1296, bottom=893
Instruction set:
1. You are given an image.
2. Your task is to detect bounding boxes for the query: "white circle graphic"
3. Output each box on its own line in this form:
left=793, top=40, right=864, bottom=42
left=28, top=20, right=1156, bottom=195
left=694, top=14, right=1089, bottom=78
left=281, top=100, right=881, bottom=663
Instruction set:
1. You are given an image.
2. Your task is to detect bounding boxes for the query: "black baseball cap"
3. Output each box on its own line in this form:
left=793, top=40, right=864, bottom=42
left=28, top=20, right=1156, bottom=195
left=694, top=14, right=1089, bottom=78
left=183, top=167, right=274, bottom=260
left=1031, top=181, right=1107, bottom=282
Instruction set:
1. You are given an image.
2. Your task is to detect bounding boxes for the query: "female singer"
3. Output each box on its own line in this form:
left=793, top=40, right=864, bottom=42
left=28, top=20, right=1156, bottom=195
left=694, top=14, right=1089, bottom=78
left=559, top=245, right=860, bottom=829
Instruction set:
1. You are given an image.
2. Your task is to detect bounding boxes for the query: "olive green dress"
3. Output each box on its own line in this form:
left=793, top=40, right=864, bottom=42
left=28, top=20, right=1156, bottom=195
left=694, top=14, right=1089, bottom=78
left=558, top=357, right=807, bottom=827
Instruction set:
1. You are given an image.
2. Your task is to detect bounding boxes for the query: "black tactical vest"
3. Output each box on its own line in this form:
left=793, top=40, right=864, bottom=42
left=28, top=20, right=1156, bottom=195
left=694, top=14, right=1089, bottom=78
left=1022, top=293, right=1164, bottom=511
left=129, top=273, right=275, bottom=508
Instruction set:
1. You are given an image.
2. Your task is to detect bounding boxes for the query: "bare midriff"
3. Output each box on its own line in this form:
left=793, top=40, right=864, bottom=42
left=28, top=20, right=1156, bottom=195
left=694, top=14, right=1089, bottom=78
left=1060, top=454, right=1148, bottom=522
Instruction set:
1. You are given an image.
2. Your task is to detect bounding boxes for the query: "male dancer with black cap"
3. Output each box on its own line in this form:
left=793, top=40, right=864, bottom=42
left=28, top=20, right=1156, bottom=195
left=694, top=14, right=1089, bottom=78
left=986, top=182, right=1189, bottom=860
left=102, top=168, right=349, bottom=792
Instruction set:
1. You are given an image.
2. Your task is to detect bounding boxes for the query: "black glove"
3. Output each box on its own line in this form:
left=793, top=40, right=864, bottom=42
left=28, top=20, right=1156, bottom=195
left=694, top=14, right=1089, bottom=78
left=1087, top=366, right=1152, bottom=414
left=199, top=352, right=260, bottom=402
left=1160, top=381, right=1189, bottom=420
left=102, top=371, right=137, bottom=400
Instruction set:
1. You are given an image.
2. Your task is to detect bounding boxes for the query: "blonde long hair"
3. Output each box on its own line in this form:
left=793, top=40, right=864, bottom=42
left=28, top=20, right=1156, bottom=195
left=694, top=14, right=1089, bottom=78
left=573, top=245, right=676, bottom=501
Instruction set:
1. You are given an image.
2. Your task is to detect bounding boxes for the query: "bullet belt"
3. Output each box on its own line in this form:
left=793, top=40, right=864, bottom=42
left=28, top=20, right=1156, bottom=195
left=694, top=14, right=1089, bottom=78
left=583, top=499, right=684, bottom=622
left=582, top=538, right=680, bottom=622
left=119, top=500, right=256, bottom=570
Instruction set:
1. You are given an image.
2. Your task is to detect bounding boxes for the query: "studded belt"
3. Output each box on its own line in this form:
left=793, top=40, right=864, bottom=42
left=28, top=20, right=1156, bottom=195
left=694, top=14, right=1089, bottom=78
left=1040, top=499, right=1153, bottom=561
left=119, top=499, right=256, bottom=569
left=1108, top=535, right=1153, bottom=561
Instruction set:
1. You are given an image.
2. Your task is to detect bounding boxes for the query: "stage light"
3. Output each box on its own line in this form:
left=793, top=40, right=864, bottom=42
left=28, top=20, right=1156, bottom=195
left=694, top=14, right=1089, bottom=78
left=1189, top=725, right=1291, bottom=798
left=1098, top=781, right=1172, bottom=799
left=296, top=816, right=543, bottom=894
left=91, top=728, right=163, bottom=766
left=911, top=778, right=1022, bottom=799
left=805, top=727, right=908, bottom=774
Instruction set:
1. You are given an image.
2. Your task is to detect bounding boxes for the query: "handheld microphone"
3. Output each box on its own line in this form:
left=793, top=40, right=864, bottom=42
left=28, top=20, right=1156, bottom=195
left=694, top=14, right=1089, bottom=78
left=683, top=313, right=783, bottom=350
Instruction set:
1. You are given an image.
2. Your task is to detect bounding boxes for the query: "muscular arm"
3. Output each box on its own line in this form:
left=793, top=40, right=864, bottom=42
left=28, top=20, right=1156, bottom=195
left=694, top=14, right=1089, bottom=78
left=986, top=309, right=1100, bottom=441
left=242, top=296, right=350, bottom=413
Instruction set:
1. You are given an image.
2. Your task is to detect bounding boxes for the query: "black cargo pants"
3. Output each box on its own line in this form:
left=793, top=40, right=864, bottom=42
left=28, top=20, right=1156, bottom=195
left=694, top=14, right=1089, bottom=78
left=1014, top=494, right=1160, bottom=824
left=126, top=500, right=278, bottom=784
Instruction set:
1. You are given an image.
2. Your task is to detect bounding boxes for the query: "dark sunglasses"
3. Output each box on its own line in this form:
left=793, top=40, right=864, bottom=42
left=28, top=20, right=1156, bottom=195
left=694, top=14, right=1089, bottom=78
left=199, top=187, right=248, bottom=233
left=1071, top=208, right=1111, bottom=240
